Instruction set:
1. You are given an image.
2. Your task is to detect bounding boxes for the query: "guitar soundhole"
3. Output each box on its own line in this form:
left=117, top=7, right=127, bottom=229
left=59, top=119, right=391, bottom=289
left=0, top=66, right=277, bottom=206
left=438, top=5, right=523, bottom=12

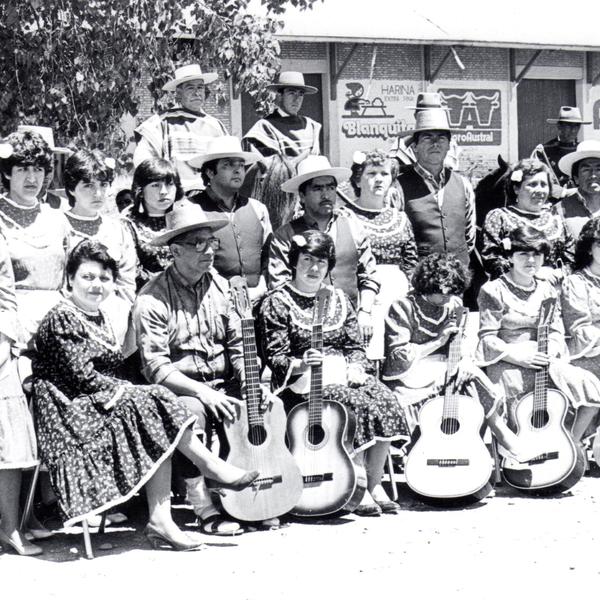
left=307, top=424, right=325, bottom=445
left=247, top=425, right=267, bottom=446
left=440, top=418, right=460, bottom=435
left=530, top=410, right=549, bottom=429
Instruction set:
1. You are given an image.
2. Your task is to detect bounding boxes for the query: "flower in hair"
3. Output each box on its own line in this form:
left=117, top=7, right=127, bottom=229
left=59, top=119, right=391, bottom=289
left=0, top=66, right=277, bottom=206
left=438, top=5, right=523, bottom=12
left=352, top=151, right=366, bottom=165
left=292, top=234, right=307, bottom=248
left=501, top=237, right=511, bottom=251
left=0, top=143, right=13, bottom=159
left=104, top=157, right=116, bottom=170
left=510, top=169, right=523, bottom=183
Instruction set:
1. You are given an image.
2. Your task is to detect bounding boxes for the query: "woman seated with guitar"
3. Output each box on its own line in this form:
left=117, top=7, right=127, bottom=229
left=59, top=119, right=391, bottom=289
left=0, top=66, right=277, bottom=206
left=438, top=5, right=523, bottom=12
left=382, top=253, right=533, bottom=467
left=259, top=230, right=409, bottom=517
left=561, top=216, right=600, bottom=451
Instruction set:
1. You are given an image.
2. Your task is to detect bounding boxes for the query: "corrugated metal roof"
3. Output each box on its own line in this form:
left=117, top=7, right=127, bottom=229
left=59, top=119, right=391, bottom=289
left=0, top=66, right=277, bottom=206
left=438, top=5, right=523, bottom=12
left=250, top=0, right=600, bottom=50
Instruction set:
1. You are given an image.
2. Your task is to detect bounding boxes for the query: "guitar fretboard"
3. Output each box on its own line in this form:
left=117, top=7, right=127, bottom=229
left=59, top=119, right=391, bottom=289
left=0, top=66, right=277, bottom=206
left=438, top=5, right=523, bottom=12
left=309, top=322, right=323, bottom=428
left=533, top=317, right=550, bottom=416
left=241, top=317, right=263, bottom=427
left=442, top=309, right=466, bottom=426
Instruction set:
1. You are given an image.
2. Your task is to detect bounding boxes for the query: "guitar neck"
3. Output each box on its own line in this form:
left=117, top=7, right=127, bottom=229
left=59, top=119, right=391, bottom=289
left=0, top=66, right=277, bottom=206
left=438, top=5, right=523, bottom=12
left=309, top=323, right=324, bottom=427
left=240, top=317, right=263, bottom=427
left=533, top=323, right=549, bottom=412
left=442, top=311, right=465, bottom=419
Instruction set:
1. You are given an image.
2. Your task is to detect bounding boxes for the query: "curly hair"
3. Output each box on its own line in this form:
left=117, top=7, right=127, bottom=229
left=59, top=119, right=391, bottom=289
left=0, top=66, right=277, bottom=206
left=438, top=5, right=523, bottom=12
left=505, top=158, right=551, bottom=205
left=63, top=149, right=114, bottom=207
left=349, top=149, right=391, bottom=196
left=0, top=131, right=53, bottom=187
left=411, top=253, right=471, bottom=296
left=131, top=158, right=183, bottom=215
left=573, top=216, right=600, bottom=271
left=65, top=239, right=119, bottom=289
left=289, top=229, right=336, bottom=275
left=493, top=225, right=551, bottom=274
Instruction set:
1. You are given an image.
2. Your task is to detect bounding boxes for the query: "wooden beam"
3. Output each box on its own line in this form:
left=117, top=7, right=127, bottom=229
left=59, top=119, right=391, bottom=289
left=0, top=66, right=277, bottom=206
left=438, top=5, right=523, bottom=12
left=429, top=48, right=452, bottom=83
left=424, top=45, right=432, bottom=83
left=328, top=42, right=337, bottom=101
left=514, top=49, right=543, bottom=85
left=330, top=43, right=358, bottom=102
left=509, top=48, right=516, bottom=82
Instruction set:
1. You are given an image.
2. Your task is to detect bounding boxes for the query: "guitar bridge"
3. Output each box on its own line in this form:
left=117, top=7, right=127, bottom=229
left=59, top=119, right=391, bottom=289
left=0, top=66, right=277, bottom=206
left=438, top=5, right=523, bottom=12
left=526, top=451, right=559, bottom=465
left=302, top=473, right=334, bottom=485
left=253, top=475, right=283, bottom=489
left=426, top=459, right=470, bottom=467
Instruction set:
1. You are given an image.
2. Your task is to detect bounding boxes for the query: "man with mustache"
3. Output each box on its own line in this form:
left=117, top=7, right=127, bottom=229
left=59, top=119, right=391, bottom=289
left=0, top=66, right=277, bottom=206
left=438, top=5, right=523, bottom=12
left=186, top=136, right=272, bottom=304
left=268, top=155, right=379, bottom=343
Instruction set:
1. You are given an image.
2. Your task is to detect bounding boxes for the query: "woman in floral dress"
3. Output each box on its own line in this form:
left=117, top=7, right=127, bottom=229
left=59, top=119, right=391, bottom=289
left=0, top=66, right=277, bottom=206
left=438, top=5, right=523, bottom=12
left=63, top=149, right=137, bottom=344
left=481, top=158, right=574, bottom=283
left=32, top=240, right=258, bottom=550
left=122, top=158, right=183, bottom=291
left=259, top=230, right=409, bottom=516
left=340, top=149, right=418, bottom=360
left=477, top=225, right=600, bottom=444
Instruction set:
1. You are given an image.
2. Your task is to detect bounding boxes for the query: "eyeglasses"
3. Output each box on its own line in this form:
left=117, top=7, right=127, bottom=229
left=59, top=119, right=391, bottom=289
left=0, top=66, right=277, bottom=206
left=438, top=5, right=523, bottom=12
left=178, top=238, right=221, bottom=253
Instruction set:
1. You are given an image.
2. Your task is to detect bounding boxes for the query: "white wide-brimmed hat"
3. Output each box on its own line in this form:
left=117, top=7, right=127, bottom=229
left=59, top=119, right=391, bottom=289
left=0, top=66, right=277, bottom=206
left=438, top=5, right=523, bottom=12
left=185, top=136, right=261, bottom=169
left=281, top=155, right=351, bottom=193
left=162, top=64, right=218, bottom=92
left=406, top=92, right=449, bottom=112
left=151, top=200, right=229, bottom=246
left=266, top=71, right=318, bottom=95
left=547, top=106, right=591, bottom=125
left=17, top=125, right=72, bottom=154
left=558, top=140, right=600, bottom=177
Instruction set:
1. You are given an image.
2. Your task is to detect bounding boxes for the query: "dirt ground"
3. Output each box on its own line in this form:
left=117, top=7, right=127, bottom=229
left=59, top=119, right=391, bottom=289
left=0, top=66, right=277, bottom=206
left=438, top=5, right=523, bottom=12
left=2, top=472, right=600, bottom=600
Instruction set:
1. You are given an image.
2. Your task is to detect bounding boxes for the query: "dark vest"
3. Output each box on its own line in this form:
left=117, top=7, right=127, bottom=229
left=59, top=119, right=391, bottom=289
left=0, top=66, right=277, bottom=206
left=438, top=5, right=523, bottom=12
left=291, top=215, right=359, bottom=303
left=399, top=166, right=469, bottom=266
left=189, top=191, right=264, bottom=287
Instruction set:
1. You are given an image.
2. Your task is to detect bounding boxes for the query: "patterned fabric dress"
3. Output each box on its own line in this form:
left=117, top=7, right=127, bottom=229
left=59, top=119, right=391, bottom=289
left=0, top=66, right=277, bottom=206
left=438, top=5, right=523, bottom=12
left=32, top=300, right=195, bottom=526
left=382, top=292, right=500, bottom=432
left=477, top=276, right=600, bottom=429
left=258, top=283, right=409, bottom=452
left=122, top=209, right=172, bottom=291
left=481, top=205, right=574, bottom=279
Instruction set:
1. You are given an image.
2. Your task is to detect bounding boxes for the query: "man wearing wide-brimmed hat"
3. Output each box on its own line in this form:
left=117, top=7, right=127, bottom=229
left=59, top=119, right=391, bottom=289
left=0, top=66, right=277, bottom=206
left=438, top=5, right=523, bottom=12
left=133, top=200, right=260, bottom=535
left=186, top=136, right=272, bottom=303
left=268, top=155, right=379, bottom=341
left=134, top=64, right=227, bottom=192
left=555, top=140, right=600, bottom=239
left=534, top=106, right=591, bottom=188
left=241, top=71, right=323, bottom=230
left=396, top=104, right=475, bottom=269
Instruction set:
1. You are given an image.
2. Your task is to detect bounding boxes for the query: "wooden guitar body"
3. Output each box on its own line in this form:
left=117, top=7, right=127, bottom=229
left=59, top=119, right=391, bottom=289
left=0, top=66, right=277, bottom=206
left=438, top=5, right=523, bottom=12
left=287, top=399, right=367, bottom=516
left=220, top=397, right=304, bottom=522
left=404, top=394, right=493, bottom=501
left=501, top=388, right=585, bottom=494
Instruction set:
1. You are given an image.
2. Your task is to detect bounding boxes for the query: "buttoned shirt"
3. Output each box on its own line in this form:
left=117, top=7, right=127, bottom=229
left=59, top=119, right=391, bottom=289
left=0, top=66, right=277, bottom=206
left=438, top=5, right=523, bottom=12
left=132, top=265, right=243, bottom=386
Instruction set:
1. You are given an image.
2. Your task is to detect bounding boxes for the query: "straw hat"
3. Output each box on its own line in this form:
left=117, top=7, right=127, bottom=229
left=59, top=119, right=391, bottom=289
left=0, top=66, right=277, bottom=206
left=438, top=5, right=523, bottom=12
left=162, top=64, right=218, bottom=92
left=185, top=136, right=262, bottom=169
left=151, top=200, right=229, bottom=246
left=547, top=106, right=591, bottom=125
left=281, top=155, right=351, bottom=193
left=406, top=92, right=449, bottom=112
left=17, top=125, right=72, bottom=154
left=558, top=140, right=600, bottom=177
left=266, top=71, right=318, bottom=95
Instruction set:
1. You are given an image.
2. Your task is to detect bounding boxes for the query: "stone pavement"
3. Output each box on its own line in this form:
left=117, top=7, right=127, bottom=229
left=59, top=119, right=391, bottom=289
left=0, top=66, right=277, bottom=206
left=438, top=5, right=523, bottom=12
left=2, top=474, right=600, bottom=600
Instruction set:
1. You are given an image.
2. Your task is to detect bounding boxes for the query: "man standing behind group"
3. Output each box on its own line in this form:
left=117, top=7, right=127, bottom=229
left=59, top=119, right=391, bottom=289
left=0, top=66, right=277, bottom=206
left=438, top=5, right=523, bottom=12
left=186, top=136, right=272, bottom=304
left=134, top=64, right=227, bottom=193
left=396, top=101, right=475, bottom=269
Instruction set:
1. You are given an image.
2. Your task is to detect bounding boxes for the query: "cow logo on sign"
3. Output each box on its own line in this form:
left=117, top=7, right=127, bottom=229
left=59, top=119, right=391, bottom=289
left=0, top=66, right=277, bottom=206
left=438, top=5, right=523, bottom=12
left=438, top=89, right=502, bottom=145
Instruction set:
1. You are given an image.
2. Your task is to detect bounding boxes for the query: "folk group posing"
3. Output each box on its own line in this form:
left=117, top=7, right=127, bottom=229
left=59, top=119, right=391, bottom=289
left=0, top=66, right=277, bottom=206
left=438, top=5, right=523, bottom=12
left=2, top=63, right=600, bottom=558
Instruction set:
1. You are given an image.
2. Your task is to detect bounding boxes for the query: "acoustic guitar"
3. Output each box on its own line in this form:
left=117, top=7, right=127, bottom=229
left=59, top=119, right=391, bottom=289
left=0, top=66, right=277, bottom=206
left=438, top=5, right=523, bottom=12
left=286, top=288, right=367, bottom=516
left=501, top=297, right=586, bottom=494
left=218, top=277, right=303, bottom=522
left=404, top=307, right=494, bottom=503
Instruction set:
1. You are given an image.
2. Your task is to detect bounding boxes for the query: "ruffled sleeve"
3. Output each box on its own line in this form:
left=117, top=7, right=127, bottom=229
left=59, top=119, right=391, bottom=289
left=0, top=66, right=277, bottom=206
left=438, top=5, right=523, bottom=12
left=481, top=208, right=510, bottom=279
left=382, top=297, right=419, bottom=381
left=0, top=235, right=18, bottom=343
left=476, top=281, right=511, bottom=366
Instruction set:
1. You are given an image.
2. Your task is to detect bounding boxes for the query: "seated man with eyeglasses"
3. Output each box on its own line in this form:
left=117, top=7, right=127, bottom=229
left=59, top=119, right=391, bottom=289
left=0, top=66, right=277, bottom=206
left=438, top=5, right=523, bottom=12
left=132, top=201, right=259, bottom=536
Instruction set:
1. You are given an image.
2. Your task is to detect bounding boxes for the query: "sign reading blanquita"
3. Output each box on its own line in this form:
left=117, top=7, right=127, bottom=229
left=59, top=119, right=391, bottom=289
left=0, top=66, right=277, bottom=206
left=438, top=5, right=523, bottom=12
left=337, top=79, right=421, bottom=167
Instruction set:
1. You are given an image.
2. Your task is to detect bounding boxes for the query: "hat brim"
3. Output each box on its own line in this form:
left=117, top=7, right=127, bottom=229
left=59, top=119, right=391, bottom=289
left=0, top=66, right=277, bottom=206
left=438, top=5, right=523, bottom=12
left=163, top=73, right=218, bottom=92
left=151, top=218, right=229, bottom=246
left=558, top=149, right=600, bottom=177
left=281, top=167, right=352, bottom=193
left=266, top=83, right=318, bottom=95
left=547, top=118, right=591, bottom=124
left=185, top=150, right=262, bottom=169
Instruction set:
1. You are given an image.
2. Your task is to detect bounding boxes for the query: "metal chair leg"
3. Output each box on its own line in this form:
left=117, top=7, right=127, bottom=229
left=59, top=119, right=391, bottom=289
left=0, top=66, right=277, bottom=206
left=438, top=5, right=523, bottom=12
left=19, top=463, right=41, bottom=531
left=82, top=520, right=94, bottom=559
left=98, top=513, right=107, bottom=535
